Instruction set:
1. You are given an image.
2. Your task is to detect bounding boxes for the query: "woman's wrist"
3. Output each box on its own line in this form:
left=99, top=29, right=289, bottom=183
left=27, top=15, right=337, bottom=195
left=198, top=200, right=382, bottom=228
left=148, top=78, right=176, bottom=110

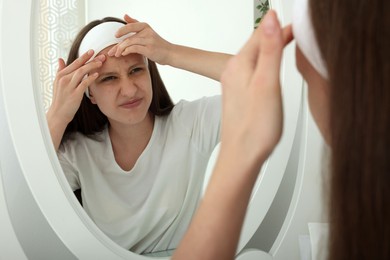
left=46, top=110, right=69, bottom=151
left=163, top=43, right=185, bottom=67
left=46, top=108, right=69, bottom=128
left=217, top=144, right=267, bottom=180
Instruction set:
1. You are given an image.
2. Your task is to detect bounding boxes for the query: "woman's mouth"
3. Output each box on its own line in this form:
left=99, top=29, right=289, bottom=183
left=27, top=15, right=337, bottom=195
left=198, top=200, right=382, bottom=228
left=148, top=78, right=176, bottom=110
left=120, top=98, right=142, bottom=109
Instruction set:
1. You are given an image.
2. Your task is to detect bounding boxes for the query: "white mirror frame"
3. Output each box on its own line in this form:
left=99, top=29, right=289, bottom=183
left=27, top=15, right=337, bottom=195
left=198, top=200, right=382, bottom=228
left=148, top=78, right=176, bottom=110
left=0, top=0, right=324, bottom=259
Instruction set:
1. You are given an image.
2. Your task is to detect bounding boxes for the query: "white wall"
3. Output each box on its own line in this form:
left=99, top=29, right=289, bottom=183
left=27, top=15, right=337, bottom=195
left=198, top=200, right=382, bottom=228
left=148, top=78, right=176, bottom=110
left=85, top=0, right=253, bottom=102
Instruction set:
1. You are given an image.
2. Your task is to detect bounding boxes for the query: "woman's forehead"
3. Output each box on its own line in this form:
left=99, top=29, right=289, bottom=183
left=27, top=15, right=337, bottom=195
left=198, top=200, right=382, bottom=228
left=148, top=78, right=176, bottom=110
left=99, top=47, right=146, bottom=65
left=92, top=53, right=146, bottom=75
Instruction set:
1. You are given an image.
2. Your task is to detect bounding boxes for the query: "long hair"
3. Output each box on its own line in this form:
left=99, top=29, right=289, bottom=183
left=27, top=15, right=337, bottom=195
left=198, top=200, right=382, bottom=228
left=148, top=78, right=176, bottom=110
left=310, top=0, right=390, bottom=259
left=62, top=17, right=174, bottom=143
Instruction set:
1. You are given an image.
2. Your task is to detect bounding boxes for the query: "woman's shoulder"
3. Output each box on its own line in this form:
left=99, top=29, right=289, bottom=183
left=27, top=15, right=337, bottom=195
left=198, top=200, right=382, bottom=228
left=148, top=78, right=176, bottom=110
left=59, top=129, right=108, bottom=155
left=172, top=95, right=221, bottom=115
left=159, top=95, right=221, bottom=135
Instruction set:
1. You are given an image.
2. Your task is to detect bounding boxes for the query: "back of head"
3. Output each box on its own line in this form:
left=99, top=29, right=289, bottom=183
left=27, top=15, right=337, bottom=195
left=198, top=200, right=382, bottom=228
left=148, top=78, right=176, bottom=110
left=310, top=0, right=390, bottom=259
left=62, top=17, right=174, bottom=143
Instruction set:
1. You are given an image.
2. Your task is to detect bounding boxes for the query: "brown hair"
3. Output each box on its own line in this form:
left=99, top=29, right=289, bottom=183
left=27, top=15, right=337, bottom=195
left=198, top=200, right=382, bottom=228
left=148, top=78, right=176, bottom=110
left=62, top=17, right=174, bottom=143
left=310, top=0, right=390, bottom=259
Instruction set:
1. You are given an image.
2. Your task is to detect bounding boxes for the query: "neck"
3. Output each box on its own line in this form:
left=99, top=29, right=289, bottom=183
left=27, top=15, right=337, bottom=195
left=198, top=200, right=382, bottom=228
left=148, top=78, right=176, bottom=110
left=108, top=113, right=154, bottom=150
left=107, top=113, right=155, bottom=171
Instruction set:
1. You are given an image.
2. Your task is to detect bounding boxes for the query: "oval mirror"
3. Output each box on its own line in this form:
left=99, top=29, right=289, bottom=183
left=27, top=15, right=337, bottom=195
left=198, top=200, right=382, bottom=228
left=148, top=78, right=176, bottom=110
left=0, top=0, right=324, bottom=259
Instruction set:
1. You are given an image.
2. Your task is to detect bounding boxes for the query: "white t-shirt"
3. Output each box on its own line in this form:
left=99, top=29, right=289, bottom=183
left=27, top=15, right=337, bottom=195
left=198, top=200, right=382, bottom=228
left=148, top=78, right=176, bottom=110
left=58, top=96, right=221, bottom=254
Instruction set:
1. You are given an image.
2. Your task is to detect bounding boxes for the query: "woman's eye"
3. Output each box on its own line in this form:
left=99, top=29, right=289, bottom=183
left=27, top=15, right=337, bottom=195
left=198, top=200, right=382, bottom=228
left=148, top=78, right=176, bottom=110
left=130, top=67, right=143, bottom=75
left=101, top=76, right=116, bottom=82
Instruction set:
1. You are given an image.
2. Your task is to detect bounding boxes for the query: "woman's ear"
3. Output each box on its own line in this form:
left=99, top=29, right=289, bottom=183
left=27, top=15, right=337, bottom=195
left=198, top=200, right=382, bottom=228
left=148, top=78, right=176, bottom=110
left=88, top=88, right=97, bottom=104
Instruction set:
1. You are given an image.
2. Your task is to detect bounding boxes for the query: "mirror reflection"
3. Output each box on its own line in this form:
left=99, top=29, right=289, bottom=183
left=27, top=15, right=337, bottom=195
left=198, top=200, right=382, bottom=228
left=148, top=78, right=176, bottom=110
left=34, top=0, right=253, bottom=256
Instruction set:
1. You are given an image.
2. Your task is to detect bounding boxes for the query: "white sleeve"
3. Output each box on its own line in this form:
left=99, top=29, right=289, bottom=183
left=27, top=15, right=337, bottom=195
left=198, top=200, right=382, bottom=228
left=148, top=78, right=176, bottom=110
left=57, top=146, right=81, bottom=191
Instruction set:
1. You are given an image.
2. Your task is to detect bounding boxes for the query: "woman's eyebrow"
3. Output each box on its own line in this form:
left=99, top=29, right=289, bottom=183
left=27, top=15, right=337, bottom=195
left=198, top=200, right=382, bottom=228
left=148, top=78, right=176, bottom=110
left=97, top=71, right=116, bottom=78
left=97, top=60, right=147, bottom=78
left=128, top=62, right=146, bottom=70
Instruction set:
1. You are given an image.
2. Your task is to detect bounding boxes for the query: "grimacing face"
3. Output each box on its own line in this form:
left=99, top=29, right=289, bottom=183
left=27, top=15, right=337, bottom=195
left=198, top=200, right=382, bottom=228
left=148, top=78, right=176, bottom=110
left=89, top=49, right=153, bottom=128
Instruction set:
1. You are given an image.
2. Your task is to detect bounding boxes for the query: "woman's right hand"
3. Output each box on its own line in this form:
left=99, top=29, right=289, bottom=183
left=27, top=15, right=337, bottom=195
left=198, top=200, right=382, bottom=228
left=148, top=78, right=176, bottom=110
left=46, top=50, right=105, bottom=150
left=107, top=14, right=174, bottom=65
left=47, top=50, right=105, bottom=125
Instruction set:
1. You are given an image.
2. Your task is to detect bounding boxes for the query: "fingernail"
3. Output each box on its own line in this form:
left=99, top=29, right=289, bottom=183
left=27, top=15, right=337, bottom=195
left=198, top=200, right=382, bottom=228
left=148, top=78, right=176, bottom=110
left=96, top=54, right=106, bottom=61
left=87, top=49, right=94, bottom=55
left=263, top=12, right=277, bottom=35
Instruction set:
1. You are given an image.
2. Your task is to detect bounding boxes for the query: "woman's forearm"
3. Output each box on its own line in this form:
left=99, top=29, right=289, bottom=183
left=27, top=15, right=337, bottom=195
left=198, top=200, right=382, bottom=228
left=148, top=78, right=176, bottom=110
left=172, top=149, right=265, bottom=260
left=166, top=44, right=232, bottom=82
left=46, top=110, right=68, bottom=151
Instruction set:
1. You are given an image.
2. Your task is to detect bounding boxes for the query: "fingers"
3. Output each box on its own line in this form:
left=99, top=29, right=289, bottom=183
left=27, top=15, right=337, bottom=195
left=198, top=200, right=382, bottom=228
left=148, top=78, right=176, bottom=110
left=57, top=58, right=66, bottom=72
left=236, top=13, right=293, bottom=73
left=115, top=22, right=148, bottom=38
left=108, top=22, right=150, bottom=57
left=107, top=45, right=118, bottom=57
left=67, top=60, right=102, bottom=88
left=121, top=44, right=146, bottom=57
left=94, top=54, right=106, bottom=63
left=54, top=58, right=67, bottom=94
left=124, top=14, right=139, bottom=23
left=110, top=37, right=147, bottom=57
left=59, top=50, right=94, bottom=75
left=57, top=50, right=105, bottom=81
left=51, top=51, right=106, bottom=125
left=282, top=25, right=293, bottom=46
left=62, top=53, right=104, bottom=81
left=251, top=11, right=285, bottom=89
left=75, top=72, right=99, bottom=96
left=236, top=23, right=263, bottom=66
left=55, top=52, right=105, bottom=94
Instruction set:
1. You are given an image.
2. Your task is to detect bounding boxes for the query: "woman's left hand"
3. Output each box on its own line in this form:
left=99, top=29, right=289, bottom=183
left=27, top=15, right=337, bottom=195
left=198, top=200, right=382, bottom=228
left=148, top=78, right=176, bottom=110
left=107, top=14, right=173, bottom=65
left=219, top=11, right=293, bottom=166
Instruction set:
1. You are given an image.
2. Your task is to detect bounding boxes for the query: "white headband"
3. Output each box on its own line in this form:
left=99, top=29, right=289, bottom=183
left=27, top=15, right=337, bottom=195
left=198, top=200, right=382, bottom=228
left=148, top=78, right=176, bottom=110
left=292, top=0, right=328, bottom=79
left=79, top=21, right=134, bottom=98
left=79, top=21, right=134, bottom=62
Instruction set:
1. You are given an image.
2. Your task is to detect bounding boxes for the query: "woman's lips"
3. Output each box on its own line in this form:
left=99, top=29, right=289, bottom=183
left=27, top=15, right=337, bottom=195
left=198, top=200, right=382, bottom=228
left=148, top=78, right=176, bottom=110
left=120, top=98, right=142, bottom=109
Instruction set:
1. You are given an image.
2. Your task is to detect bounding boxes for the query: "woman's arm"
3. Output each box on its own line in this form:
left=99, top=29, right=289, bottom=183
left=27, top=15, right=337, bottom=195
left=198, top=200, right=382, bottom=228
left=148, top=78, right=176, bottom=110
left=108, top=14, right=231, bottom=81
left=164, top=44, right=231, bottom=81
left=173, top=11, right=293, bottom=260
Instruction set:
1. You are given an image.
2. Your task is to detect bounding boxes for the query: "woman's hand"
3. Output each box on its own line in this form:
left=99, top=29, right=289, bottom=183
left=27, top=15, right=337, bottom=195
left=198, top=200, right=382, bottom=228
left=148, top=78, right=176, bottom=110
left=107, top=14, right=173, bottom=65
left=109, top=14, right=232, bottom=81
left=48, top=51, right=105, bottom=124
left=46, top=51, right=105, bottom=150
left=219, top=11, right=293, bottom=167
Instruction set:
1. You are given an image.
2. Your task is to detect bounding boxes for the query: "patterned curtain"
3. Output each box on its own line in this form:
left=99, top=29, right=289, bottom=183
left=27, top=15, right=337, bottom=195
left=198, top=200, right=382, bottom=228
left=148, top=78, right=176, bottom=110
left=34, top=0, right=85, bottom=111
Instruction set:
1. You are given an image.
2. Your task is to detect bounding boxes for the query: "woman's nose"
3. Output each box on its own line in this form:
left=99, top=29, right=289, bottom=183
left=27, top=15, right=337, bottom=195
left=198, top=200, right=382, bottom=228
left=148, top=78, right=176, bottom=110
left=119, top=78, right=137, bottom=97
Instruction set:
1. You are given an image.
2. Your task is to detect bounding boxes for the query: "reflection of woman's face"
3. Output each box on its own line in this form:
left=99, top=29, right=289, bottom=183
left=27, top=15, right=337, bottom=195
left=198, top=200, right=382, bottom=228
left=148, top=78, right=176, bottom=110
left=296, top=46, right=331, bottom=143
left=89, top=48, right=153, bottom=128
